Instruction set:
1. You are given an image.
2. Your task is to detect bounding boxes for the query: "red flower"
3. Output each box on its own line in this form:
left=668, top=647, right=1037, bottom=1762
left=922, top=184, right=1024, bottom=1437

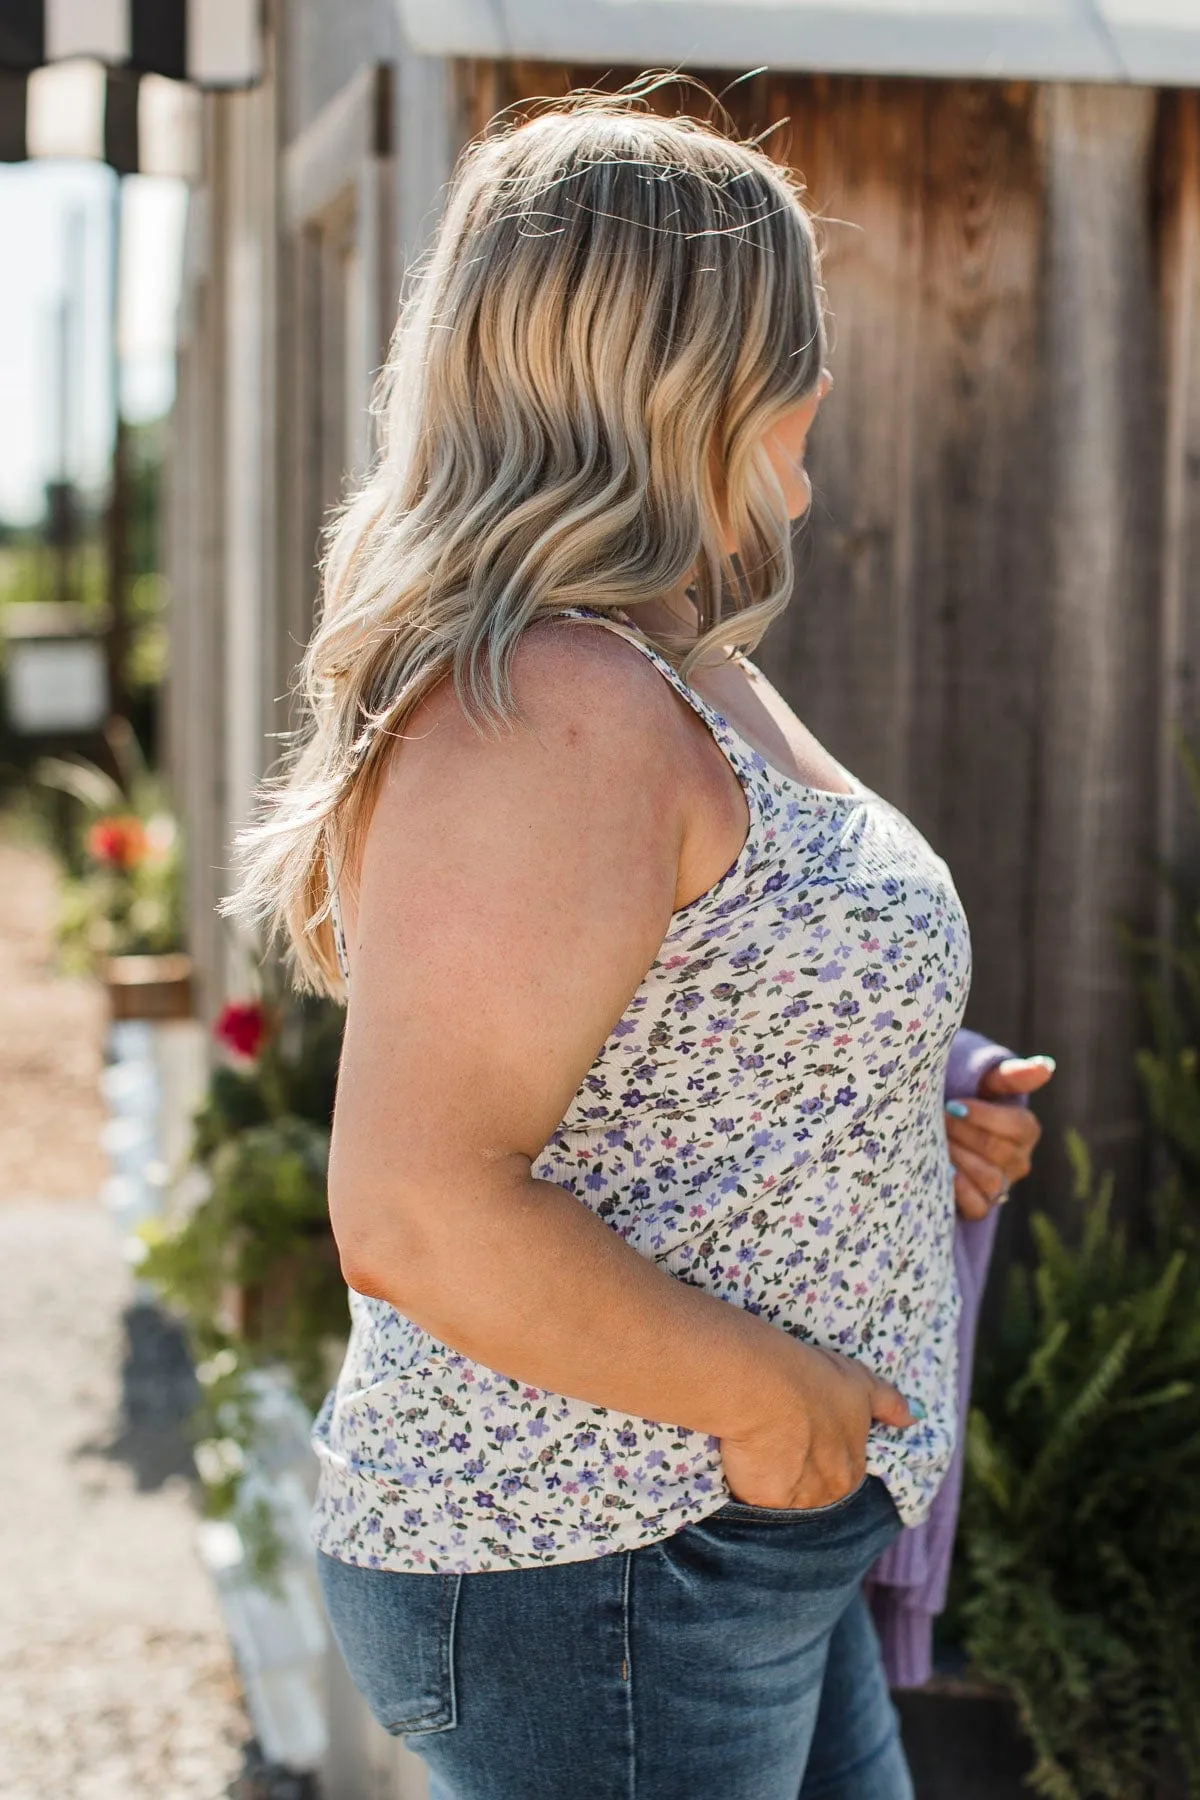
left=87, top=814, right=147, bottom=870
left=214, top=1000, right=270, bottom=1060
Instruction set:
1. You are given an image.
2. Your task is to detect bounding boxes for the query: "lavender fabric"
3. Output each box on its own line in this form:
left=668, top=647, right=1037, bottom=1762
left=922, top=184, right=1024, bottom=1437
left=863, top=1027, right=1031, bottom=1689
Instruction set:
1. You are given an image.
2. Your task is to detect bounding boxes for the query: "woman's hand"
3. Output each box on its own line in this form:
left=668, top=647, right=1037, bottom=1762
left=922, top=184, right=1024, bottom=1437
left=946, top=1055, right=1055, bottom=1221
left=719, top=1341, right=918, bottom=1511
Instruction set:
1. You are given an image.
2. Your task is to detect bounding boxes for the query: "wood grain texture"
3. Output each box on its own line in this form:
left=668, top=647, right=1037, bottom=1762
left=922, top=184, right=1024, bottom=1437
left=167, top=52, right=1192, bottom=1235
left=1157, top=92, right=1200, bottom=919
left=1031, top=85, right=1162, bottom=1214
left=755, top=79, right=929, bottom=805
left=452, top=62, right=1183, bottom=1230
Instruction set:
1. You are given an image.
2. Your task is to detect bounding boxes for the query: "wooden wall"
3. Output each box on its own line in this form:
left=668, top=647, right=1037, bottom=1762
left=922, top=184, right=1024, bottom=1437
left=458, top=65, right=1200, bottom=1239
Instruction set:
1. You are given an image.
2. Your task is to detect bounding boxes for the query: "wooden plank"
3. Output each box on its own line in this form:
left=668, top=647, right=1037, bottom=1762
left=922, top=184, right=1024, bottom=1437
left=1027, top=83, right=1162, bottom=1215
left=750, top=77, right=930, bottom=808
left=1157, top=91, right=1200, bottom=926
left=904, top=79, right=1045, bottom=1065
left=186, top=95, right=229, bottom=1019
left=282, top=63, right=389, bottom=230
left=439, top=61, right=1176, bottom=1230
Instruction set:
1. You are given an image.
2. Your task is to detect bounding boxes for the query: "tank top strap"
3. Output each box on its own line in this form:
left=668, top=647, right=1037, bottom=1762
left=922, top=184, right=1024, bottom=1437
left=552, top=605, right=763, bottom=795
left=332, top=607, right=762, bottom=991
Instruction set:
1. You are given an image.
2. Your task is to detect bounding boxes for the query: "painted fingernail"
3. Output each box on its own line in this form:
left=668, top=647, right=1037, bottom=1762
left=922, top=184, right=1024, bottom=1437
left=907, top=1399, right=928, bottom=1421
left=1031, top=1055, right=1056, bottom=1070
left=945, top=1100, right=969, bottom=1118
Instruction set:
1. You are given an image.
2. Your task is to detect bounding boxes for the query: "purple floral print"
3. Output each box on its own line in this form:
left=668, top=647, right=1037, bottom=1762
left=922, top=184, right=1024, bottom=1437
left=311, top=611, right=973, bottom=1573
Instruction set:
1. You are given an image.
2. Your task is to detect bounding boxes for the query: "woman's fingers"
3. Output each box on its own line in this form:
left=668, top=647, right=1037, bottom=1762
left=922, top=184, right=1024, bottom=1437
left=869, top=1377, right=919, bottom=1430
left=945, top=1098, right=1040, bottom=1176
left=953, top=1170, right=994, bottom=1221
left=949, top=1138, right=1017, bottom=1205
left=977, top=1055, right=1055, bottom=1098
left=947, top=1054, right=1054, bottom=1214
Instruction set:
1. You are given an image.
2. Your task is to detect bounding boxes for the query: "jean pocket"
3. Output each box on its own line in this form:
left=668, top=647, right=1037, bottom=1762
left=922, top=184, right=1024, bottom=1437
left=716, top=1472, right=872, bottom=1524
left=316, top=1551, right=460, bottom=1737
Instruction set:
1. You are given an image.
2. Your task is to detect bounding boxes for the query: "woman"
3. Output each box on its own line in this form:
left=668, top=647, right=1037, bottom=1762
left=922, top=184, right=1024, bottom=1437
left=229, top=91, right=1050, bottom=1799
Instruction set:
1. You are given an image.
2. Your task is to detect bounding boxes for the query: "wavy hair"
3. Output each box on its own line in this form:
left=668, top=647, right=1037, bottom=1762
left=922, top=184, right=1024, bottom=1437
left=224, top=82, right=827, bottom=993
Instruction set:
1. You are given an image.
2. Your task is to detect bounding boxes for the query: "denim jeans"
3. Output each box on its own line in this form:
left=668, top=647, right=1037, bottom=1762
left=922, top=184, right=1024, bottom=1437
left=316, top=1474, right=914, bottom=1799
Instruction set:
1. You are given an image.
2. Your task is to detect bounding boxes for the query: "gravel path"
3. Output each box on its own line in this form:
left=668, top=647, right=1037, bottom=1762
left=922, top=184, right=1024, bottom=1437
left=0, top=1204, right=252, bottom=1799
left=0, top=824, right=108, bottom=1203
left=0, top=823, right=261, bottom=1800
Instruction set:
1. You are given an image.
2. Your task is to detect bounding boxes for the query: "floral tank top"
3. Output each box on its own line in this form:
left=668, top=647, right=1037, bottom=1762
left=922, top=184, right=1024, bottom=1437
left=310, top=607, right=974, bottom=1572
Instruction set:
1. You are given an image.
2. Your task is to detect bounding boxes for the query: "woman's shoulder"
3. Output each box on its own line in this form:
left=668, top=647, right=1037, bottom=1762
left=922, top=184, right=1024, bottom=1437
left=397, top=611, right=687, bottom=771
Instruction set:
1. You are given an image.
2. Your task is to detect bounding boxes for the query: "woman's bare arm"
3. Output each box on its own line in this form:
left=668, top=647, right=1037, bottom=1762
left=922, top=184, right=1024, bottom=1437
left=330, top=625, right=913, bottom=1507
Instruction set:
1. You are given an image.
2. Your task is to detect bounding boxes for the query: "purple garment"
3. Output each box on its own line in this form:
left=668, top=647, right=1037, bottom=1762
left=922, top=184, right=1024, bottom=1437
left=863, top=1027, right=1030, bottom=1688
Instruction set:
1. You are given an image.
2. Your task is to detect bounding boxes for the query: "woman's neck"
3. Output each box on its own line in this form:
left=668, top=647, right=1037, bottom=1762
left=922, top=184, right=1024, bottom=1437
left=626, top=591, right=698, bottom=642
left=628, top=590, right=742, bottom=674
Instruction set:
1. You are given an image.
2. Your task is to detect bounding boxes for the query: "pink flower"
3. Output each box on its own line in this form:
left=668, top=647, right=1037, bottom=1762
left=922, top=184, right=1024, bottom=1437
left=213, top=1000, right=270, bottom=1060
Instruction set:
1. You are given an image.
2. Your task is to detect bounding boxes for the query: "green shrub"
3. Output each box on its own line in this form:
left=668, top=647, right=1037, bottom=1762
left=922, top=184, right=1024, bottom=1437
left=1118, top=731, right=1200, bottom=1237
left=959, top=1130, right=1200, bottom=1798
left=137, top=986, right=350, bottom=1587
left=36, top=727, right=185, bottom=966
left=140, top=986, right=349, bottom=1411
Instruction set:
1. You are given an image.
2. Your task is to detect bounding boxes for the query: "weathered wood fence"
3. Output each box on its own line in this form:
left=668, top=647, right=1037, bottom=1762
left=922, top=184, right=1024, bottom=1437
left=460, top=66, right=1200, bottom=1245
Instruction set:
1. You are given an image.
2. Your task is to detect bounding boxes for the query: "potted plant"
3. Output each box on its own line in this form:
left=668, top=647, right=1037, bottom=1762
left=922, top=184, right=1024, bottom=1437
left=37, top=720, right=190, bottom=1019
left=137, top=983, right=349, bottom=1583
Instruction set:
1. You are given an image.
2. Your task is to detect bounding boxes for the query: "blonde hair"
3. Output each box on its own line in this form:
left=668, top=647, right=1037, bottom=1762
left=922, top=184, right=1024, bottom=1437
left=224, top=81, right=827, bottom=993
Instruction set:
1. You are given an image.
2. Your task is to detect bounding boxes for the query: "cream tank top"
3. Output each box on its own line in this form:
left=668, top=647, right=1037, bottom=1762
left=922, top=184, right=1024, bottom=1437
left=310, top=607, right=974, bottom=1572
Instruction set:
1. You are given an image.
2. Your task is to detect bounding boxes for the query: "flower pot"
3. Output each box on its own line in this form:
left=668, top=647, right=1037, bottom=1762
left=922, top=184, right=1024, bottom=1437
left=105, top=952, right=194, bottom=1022
left=236, top=1231, right=344, bottom=1344
left=217, top=1222, right=346, bottom=1365
left=895, top=1680, right=1033, bottom=1799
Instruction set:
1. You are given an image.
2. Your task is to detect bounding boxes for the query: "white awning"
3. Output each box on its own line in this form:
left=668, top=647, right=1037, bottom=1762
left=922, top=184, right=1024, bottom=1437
left=395, top=0, right=1200, bottom=88
left=3, top=60, right=203, bottom=177
left=0, top=0, right=263, bottom=89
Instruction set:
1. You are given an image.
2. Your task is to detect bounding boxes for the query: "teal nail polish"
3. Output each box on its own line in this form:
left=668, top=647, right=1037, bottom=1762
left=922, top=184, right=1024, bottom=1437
left=1031, top=1055, right=1057, bottom=1071
left=908, top=1399, right=928, bottom=1421
left=945, top=1100, right=969, bottom=1118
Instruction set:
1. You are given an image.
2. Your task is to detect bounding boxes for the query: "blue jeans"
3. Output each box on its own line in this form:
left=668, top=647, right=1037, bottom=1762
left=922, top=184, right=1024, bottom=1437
left=316, top=1474, right=914, bottom=1799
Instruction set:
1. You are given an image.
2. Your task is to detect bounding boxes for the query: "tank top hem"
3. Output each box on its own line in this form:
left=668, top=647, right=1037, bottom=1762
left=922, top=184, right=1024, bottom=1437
left=308, top=1433, right=951, bottom=1575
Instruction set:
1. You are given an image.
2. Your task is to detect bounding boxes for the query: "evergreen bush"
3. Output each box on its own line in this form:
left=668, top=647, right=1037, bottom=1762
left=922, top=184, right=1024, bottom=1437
left=959, top=1131, right=1200, bottom=1797
left=958, top=728, right=1200, bottom=1797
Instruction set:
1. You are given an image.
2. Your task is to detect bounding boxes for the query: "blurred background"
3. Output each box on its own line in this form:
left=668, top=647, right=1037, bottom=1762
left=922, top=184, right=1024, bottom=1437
left=3, top=4, right=1200, bottom=1798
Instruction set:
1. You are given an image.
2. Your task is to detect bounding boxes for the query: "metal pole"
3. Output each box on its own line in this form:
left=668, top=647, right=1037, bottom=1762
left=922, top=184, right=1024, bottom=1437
left=52, top=287, right=71, bottom=606
left=51, top=206, right=87, bottom=608
left=105, top=168, right=130, bottom=726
